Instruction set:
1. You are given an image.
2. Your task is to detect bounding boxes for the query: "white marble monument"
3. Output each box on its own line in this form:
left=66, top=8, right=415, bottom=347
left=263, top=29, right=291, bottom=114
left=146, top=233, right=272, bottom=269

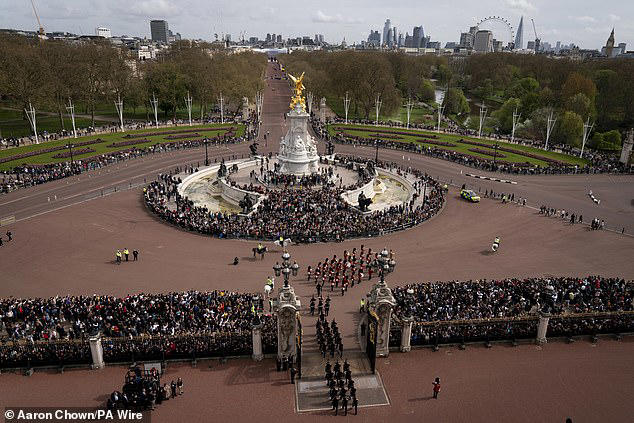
left=277, top=73, right=319, bottom=175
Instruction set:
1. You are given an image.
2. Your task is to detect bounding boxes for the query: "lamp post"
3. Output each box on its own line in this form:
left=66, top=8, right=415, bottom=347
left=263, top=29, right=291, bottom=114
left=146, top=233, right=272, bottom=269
left=66, top=142, right=75, bottom=168
left=375, top=139, right=380, bottom=164
left=372, top=247, right=395, bottom=283
left=279, top=250, right=297, bottom=288
left=492, top=142, right=499, bottom=165
left=203, top=138, right=210, bottom=166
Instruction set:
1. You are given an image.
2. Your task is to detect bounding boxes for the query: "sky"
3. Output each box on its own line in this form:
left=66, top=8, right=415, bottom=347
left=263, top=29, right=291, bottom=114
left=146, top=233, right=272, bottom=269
left=2, top=0, right=632, bottom=50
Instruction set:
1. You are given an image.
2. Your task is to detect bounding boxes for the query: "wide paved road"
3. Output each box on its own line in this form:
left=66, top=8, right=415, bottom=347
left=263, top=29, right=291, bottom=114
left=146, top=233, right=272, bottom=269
left=2, top=61, right=632, bottom=233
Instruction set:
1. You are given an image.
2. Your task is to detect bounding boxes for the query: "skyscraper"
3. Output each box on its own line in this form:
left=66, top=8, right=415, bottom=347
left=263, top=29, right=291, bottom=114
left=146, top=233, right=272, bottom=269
left=367, top=30, right=381, bottom=47
left=412, top=26, right=425, bottom=48
left=383, top=19, right=391, bottom=46
left=474, top=30, right=493, bottom=53
left=387, top=28, right=393, bottom=47
left=514, top=16, right=524, bottom=49
left=604, top=28, right=615, bottom=57
left=150, top=20, right=169, bottom=43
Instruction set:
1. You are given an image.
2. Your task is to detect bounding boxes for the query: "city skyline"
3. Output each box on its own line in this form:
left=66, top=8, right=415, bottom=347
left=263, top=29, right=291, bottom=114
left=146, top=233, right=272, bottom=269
left=1, top=0, right=632, bottom=49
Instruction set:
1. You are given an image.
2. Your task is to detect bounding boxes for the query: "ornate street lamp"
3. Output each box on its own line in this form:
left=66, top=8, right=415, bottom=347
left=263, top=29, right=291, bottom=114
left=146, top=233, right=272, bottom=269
left=203, top=137, right=210, bottom=166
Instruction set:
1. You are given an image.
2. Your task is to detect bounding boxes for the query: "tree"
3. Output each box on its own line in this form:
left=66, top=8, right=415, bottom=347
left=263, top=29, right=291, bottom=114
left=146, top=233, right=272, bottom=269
left=433, top=64, right=452, bottom=86
left=594, top=69, right=625, bottom=131
left=554, top=111, right=584, bottom=147
left=0, top=35, right=47, bottom=120
left=442, top=88, right=469, bottom=115
left=589, top=132, right=603, bottom=149
left=600, top=129, right=622, bottom=150
left=505, top=77, right=539, bottom=99
left=419, top=78, right=435, bottom=103
left=561, top=72, right=596, bottom=104
left=473, top=78, right=494, bottom=102
left=491, top=98, right=521, bottom=134
left=565, top=93, right=595, bottom=121
left=144, top=62, right=187, bottom=119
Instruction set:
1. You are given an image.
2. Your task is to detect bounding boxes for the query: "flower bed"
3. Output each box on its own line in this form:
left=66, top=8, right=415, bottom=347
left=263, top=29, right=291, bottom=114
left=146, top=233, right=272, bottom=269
left=458, top=139, right=565, bottom=166
left=0, top=138, right=106, bottom=164
left=368, top=133, right=402, bottom=139
left=52, top=147, right=96, bottom=158
left=165, top=133, right=202, bottom=140
left=415, top=139, right=457, bottom=147
left=106, top=139, right=152, bottom=148
left=468, top=147, right=507, bottom=158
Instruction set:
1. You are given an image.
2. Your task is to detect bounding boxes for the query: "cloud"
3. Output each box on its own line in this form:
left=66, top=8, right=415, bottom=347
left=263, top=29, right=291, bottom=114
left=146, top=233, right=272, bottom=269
left=505, top=0, right=536, bottom=13
left=608, top=14, right=621, bottom=22
left=570, top=16, right=597, bottom=23
left=313, top=10, right=363, bottom=24
left=128, top=0, right=181, bottom=17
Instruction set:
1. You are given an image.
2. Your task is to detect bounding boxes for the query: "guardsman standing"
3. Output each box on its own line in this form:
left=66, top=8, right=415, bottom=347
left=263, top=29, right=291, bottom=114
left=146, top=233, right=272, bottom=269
left=432, top=377, right=441, bottom=399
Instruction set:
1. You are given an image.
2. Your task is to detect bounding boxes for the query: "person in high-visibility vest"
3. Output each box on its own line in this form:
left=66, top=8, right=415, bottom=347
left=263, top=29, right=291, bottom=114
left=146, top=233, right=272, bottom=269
left=115, top=250, right=122, bottom=265
left=359, top=298, right=365, bottom=313
left=124, top=248, right=130, bottom=261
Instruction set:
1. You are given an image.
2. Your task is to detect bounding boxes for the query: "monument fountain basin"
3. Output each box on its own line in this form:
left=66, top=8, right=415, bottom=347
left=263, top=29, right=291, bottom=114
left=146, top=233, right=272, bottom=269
left=178, top=158, right=265, bottom=215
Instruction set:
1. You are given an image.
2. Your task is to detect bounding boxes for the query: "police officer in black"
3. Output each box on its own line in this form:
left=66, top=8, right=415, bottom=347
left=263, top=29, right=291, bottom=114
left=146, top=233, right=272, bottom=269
left=290, top=365, right=296, bottom=384
left=309, top=297, right=315, bottom=315
left=333, top=361, right=341, bottom=376
left=342, top=395, right=349, bottom=416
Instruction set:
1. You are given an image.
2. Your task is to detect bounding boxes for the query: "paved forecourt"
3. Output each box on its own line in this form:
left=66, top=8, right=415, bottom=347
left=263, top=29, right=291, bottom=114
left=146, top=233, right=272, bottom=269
left=1, top=62, right=633, bottom=422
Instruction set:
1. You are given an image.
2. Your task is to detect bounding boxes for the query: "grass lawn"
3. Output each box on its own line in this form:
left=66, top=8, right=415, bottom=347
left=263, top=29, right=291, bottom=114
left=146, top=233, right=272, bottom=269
left=0, top=123, right=245, bottom=171
left=325, top=97, right=444, bottom=127
left=1, top=101, right=225, bottom=138
left=1, top=115, right=112, bottom=139
left=328, top=123, right=590, bottom=168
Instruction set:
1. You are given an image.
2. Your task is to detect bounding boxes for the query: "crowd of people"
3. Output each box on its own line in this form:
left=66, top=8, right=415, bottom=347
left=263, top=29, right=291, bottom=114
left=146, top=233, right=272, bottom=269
left=145, top=158, right=444, bottom=243
left=0, top=290, right=278, bottom=368
left=325, top=359, right=359, bottom=415
left=392, top=276, right=633, bottom=346
left=313, top=119, right=630, bottom=175
left=0, top=123, right=256, bottom=194
left=106, top=366, right=183, bottom=411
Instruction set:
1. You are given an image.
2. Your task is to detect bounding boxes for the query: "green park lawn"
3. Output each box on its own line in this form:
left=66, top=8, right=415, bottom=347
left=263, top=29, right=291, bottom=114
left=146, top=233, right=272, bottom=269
left=328, top=123, right=589, bottom=168
left=0, top=102, right=217, bottom=138
left=0, top=123, right=244, bottom=171
left=326, top=98, right=442, bottom=127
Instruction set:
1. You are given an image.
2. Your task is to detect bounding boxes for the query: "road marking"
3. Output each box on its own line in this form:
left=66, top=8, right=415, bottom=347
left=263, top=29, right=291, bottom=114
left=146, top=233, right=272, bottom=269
left=465, top=173, right=518, bottom=184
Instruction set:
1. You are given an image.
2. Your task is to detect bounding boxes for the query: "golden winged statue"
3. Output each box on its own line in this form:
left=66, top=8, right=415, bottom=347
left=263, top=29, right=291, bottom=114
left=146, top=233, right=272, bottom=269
left=288, top=72, right=307, bottom=112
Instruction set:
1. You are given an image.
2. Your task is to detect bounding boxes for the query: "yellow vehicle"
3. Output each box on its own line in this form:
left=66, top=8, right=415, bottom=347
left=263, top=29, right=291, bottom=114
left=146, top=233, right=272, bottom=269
left=460, top=189, right=480, bottom=203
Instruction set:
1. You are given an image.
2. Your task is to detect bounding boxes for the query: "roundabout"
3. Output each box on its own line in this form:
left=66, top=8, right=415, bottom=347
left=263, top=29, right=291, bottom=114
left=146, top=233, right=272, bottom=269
left=144, top=73, right=444, bottom=243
